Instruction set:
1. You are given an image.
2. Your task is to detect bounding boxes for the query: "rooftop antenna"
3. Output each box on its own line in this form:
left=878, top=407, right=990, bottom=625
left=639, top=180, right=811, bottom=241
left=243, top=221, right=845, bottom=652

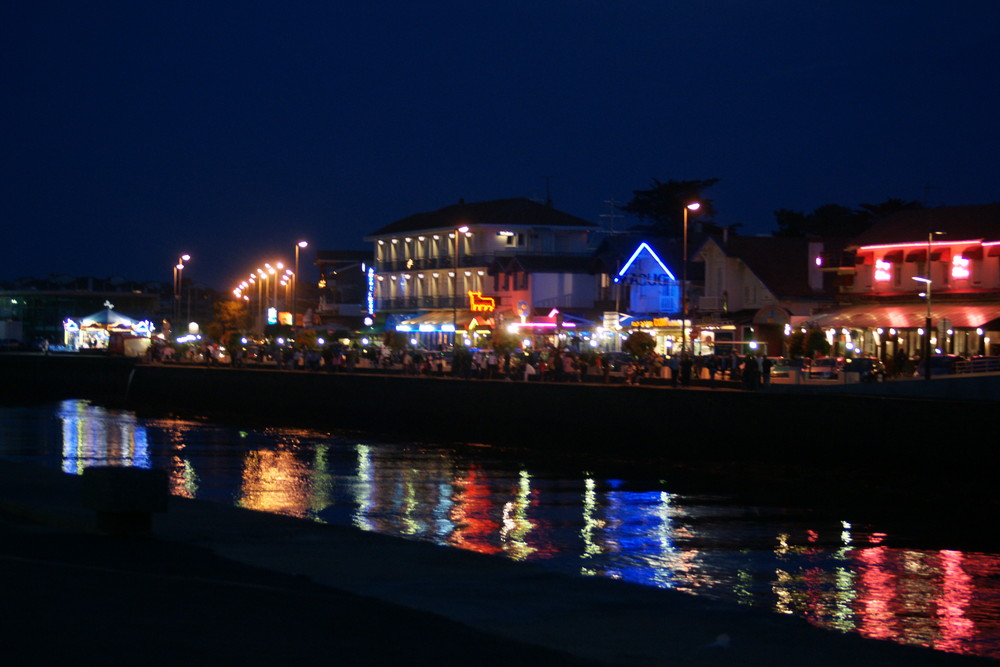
left=599, top=198, right=624, bottom=233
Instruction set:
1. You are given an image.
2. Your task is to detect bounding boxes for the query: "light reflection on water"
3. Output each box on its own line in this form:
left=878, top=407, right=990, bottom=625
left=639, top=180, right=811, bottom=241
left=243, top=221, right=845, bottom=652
left=2, top=399, right=999, bottom=659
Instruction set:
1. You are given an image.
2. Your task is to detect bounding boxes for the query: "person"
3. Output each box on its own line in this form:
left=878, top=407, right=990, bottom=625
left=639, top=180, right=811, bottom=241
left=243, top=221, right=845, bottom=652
left=668, top=355, right=679, bottom=387
left=486, top=350, right=499, bottom=380
left=624, top=362, right=637, bottom=385
left=706, top=354, right=718, bottom=388
left=761, top=356, right=773, bottom=386
left=742, top=353, right=759, bottom=390
left=894, top=347, right=908, bottom=378
left=680, top=355, right=693, bottom=387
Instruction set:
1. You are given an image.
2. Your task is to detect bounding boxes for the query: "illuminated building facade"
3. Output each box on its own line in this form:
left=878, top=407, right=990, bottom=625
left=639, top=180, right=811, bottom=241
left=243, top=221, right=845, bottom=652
left=594, top=238, right=690, bottom=354
left=808, top=204, right=1000, bottom=360
left=364, top=198, right=597, bottom=347
left=693, top=236, right=837, bottom=357
left=312, top=250, right=370, bottom=332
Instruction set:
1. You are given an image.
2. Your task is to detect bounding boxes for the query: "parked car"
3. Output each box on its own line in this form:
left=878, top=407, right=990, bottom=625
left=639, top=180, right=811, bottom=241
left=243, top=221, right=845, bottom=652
left=914, top=354, right=962, bottom=377
left=842, top=356, right=886, bottom=382
left=769, top=357, right=805, bottom=379
left=807, top=357, right=844, bottom=379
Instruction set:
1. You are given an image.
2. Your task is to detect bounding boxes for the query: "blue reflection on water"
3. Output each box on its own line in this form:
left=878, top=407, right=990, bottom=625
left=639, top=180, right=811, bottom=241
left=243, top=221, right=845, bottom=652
left=0, top=399, right=998, bottom=660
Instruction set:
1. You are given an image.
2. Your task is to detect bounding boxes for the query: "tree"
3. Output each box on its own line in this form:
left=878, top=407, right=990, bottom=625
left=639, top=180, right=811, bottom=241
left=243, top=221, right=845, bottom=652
left=620, top=178, right=720, bottom=237
left=213, top=300, right=252, bottom=342
left=773, top=204, right=864, bottom=238
left=488, top=328, right=520, bottom=355
left=773, top=199, right=923, bottom=238
left=804, top=329, right=830, bottom=358
left=622, top=330, right=655, bottom=358
left=296, top=329, right=319, bottom=351
left=856, top=198, right=923, bottom=226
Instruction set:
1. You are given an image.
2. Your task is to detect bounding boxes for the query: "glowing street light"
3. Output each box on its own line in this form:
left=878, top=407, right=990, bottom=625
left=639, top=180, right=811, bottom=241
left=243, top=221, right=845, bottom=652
left=172, top=253, right=191, bottom=327
left=294, top=240, right=308, bottom=328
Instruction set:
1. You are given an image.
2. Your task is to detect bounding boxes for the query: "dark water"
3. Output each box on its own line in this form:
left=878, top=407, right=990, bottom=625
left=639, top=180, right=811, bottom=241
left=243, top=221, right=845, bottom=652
left=2, top=399, right=999, bottom=659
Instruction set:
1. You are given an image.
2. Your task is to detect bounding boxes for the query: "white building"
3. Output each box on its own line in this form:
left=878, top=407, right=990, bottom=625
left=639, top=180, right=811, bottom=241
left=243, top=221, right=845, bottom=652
left=364, top=198, right=598, bottom=347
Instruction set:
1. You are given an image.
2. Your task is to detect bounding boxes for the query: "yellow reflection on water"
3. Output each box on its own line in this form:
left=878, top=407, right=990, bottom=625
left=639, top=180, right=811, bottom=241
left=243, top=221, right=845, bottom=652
left=237, top=449, right=311, bottom=518
left=500, top=469, right=537, bottom=561
left=580, top=478, right=604, bottom=565
left=352, top=444, right=375, bottom=531
left=170, top=456, right=199, bottom=498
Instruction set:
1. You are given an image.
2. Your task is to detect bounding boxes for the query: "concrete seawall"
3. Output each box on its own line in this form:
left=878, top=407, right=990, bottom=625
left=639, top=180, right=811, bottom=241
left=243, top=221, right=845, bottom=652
left=119, top=363, right=995, bottom=467
left=1, top=353, right=994, bottom=468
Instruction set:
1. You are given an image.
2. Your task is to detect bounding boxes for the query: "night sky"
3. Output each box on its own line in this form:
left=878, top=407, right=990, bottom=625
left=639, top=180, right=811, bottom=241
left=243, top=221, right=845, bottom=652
left=3, top=1, right=998, bottom=290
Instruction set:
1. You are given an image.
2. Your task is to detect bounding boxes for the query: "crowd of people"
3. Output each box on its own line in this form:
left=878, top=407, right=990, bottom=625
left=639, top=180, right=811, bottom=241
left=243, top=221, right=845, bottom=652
left=145, top=340, right=848, bottom=390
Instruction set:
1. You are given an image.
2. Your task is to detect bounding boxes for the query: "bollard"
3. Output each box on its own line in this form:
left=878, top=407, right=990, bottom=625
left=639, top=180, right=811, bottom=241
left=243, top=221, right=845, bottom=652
left=81, top=466, right=169, bottom=537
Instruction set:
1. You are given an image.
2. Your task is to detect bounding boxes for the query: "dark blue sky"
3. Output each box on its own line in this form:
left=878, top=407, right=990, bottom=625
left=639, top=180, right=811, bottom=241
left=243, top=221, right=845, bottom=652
left=3, top=1, right=998, bottom=290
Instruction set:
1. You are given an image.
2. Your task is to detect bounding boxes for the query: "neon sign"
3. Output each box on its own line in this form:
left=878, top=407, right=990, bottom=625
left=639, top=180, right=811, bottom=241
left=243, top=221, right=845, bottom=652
left=616, top=242, right=676, bottom=282
left=510, top=322, right=576, bottom=329
left=874, top=259, right=892, bottom=282
left=468, top=291, right=495, bottom=312
left=366, top=267, right=375, bottom=315
left=952, top=256, right=970, bottom=280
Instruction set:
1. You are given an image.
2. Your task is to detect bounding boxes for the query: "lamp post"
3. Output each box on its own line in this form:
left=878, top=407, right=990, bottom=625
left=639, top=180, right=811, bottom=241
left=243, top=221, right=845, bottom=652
left=293, top=240, right=308, bottom=327
left=681, top=203, right=700, bottom=357
left=172, top=253, right=190, bottom=329
left=452, top=225, right=469, bottom=348
left=914, top=230, right=945, bottom=380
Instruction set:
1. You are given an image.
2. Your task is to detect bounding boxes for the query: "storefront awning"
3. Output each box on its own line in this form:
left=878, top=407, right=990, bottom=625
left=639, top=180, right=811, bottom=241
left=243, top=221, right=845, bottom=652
left=804, top=304, right=1000, bottom=329
left=396, top=309, right=493, bottom=332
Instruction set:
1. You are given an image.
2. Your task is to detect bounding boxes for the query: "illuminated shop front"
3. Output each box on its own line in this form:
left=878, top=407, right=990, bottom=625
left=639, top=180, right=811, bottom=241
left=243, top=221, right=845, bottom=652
left=813, top=217, right=1000, bottom=359
left=395, top=291, right=499, bottom=349
left=62, top=303, right=154, bottom=356
left=613, top=241, right=691, bottom=354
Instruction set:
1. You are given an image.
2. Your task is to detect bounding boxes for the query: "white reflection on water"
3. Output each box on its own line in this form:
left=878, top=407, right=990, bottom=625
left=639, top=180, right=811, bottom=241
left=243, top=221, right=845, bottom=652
left=59, top=400, right=150, bottom=473
left=3, top=400, right=994, bottom=660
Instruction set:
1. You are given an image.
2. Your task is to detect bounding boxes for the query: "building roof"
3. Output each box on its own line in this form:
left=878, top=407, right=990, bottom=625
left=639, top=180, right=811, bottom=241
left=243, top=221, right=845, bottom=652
left=851, top=203, right=1000, bottom=248
left=700, top=236, right=833, bottom=298
left=366, top=198, right=597, bottom=237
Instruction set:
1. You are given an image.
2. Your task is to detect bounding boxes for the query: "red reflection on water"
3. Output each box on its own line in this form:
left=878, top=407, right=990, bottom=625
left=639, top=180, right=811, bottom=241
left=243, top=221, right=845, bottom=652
left=845, top=543, right=1000, bottom=657
left=856, top=545, right=897, bottom=641
left=448, top=467, right=502, bottom=554
left=935, top=550, right=975, bottom=654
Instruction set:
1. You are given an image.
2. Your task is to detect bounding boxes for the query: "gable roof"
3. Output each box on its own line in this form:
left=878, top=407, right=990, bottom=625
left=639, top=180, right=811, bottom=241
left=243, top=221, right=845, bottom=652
left=699, top=236, right=832, bottom=298
left=366, top=198, right=597, bottom=237
left=851, top=203, right=1000, bottom=248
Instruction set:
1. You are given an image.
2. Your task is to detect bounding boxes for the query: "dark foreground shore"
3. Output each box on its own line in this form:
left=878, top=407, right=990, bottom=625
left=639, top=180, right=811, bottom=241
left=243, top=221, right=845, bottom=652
left=1, top=459, right=995, bottom=666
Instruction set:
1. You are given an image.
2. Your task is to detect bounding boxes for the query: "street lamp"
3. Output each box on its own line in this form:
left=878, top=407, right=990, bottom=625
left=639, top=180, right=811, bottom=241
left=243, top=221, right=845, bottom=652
left=681, top=202, right=700, bottom=357
left=913, top=230, right=944, bottom=380
left=452, top=225, right=469, bottom=348
left=172, top=253, right=190, bottom=328
left=293, top=240, right=308, bottom=327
